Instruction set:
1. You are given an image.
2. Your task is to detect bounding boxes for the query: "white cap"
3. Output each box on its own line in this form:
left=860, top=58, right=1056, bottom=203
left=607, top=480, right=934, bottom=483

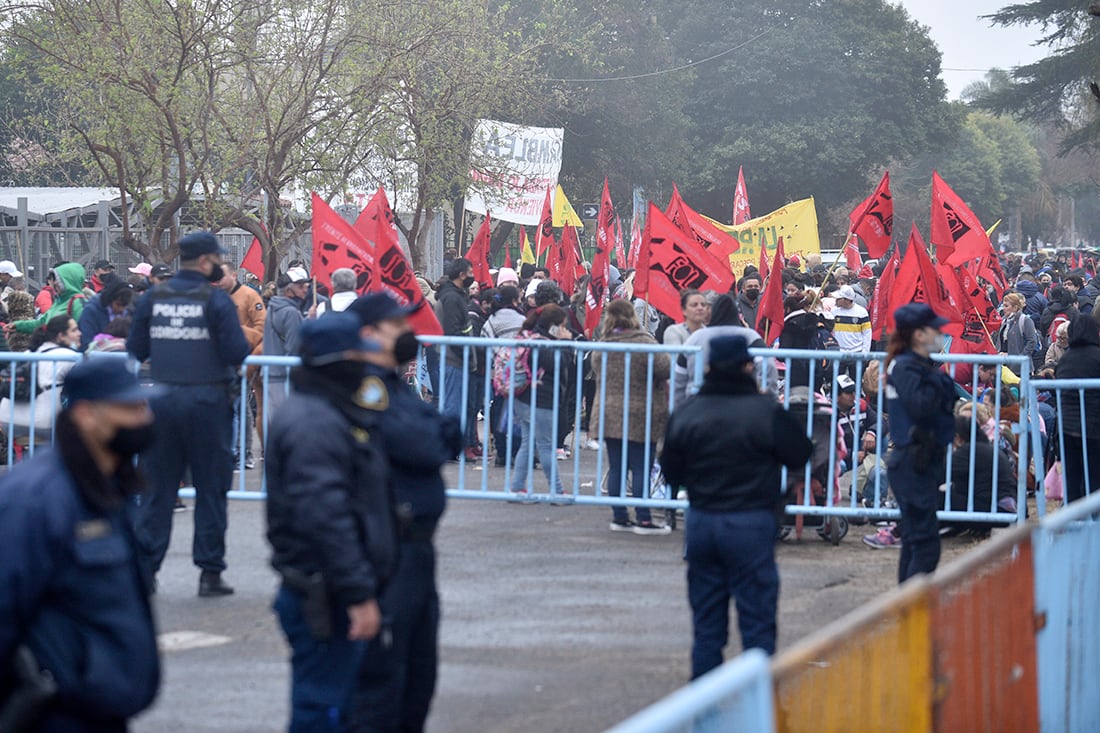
left=836, top=285, right=857, bottom=302
left=286, top=266, right=310, bottom=284
left=525, top=280, right=540, bottom=298
left=0, top=260, right=23, bottom=277
left=128, top=263, right=153, bottom=277
left=837, top=374, right=856, bottom=392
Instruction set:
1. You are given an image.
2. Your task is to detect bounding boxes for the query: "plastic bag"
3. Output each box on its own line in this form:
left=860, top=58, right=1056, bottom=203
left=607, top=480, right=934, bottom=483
left=1044, top=461, right=1063, bottom=502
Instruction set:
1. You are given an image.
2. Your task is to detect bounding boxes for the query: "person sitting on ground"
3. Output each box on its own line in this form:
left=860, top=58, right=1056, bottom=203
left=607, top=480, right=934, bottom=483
left=86, top=316, right=133, bottom=353
left=943, top=413, right=1017, bottom=537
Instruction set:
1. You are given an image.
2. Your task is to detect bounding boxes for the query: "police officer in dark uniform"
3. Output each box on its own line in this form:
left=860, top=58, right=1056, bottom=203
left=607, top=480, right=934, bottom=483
left=265, top=312, right=397, bottom=732
left=0, top=359, right=162, bottom=731
left=660, top=335, right=813, bottom=679
left=883, top=303, right=957, bottom=584
left=347, top=293, right=462, bottom=733
left=128, top=231, right=250, bottom=596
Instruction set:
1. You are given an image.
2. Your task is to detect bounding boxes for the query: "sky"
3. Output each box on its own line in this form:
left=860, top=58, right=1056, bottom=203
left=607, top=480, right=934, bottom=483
left=897, top=0, right=1050, bottom=99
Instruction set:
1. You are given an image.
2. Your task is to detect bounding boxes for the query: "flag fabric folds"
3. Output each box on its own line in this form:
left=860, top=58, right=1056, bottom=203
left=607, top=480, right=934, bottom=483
left=552, top=185, right=584, bottom=228
left=585, top=178, right=613, bottom=338
left=536, top=188, right=555, bottom=257
left=889, top=225, right=963, bottom=336
left=520, top=227, right=536, bottom=265
left=848, top=172, right=893, bottom=259
left=732, top=166, right=751, bottom=225
left=311, top=192, right=378, bottom=295
left=931, top=172, right=996, bottom=267
left=666, top=184, right=741, bottom=260
left=466, top=214, right=494, bottom=288
left=755, top=240, right=786, bottom=344
left=241, top=236, right=265, bottom=281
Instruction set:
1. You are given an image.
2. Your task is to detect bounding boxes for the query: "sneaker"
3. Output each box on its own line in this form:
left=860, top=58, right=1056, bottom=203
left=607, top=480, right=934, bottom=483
left=632, top=520, right=671, bottom=536
left=463, top=446, right=482, bottom=462
left=556, top=448, right=569, bottom=461
left=244, top=454, right=256, bottom=470
left=609, top=519, right=634, bottom=532
left=174, top=498, right=188, bottom=513
left=584, top=439, right=601, bottom=450
left=862, top=528, right=901, bottom=549
left=507, top=489, right=536, bottom=504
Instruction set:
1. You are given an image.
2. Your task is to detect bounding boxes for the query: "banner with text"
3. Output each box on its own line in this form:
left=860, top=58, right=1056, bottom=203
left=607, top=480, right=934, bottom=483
left=710, top=197, right=821, bottom=277
left=464, top=120, right=564, bottom=226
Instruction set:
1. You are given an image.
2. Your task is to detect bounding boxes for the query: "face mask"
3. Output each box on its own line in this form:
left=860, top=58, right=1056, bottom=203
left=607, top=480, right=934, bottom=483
left=462, top=276, right=475, bottom=289
left=929, top=333, right=946, bottom=353
left=394, top=331, right=419, bottom=364
left=109, top=424, right=155, bottom=458
left=207, top=264, right=225, bottom=283
left=745, top=289, right=760, bottom=301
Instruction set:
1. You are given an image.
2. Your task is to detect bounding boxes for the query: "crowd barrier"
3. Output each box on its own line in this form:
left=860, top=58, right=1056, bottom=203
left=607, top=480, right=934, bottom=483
left=1027, top=377, right=1100, bottom=514
left=2, top=341, right=1090, bottom=528
left=604, top=490, right=1100, bottom=732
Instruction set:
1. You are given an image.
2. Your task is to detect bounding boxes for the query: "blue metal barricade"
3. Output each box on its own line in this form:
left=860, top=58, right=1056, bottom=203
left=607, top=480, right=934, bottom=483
left=603, top=649, right=774, bottom=733
left=1028, top=377, right=1100, bottom=514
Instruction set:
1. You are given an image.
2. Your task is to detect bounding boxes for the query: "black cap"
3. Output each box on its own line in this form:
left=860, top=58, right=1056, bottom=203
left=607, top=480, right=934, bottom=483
left=298, top=312, right=380, bottom=365
left=708, top=335, right=753, bottom=367
left=347, top=292, right=416, bottom=326
left=62, top=358, right=165, bottom=405
left=94, top=259, right=114, bottom=271
left=150, top=264, right=173, bottom=278
left=894, top=303, right=949, bottom=330
left=178, top=231, right=227, bottom=260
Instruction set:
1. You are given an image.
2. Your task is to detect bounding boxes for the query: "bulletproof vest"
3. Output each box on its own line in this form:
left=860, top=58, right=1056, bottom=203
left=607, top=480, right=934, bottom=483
left=148, top=282, right=234, bottom=384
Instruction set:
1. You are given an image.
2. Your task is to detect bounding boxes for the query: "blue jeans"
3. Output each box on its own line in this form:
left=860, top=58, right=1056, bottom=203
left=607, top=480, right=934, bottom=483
left=685, top=509, right=779, bottom=678
left=273, top=586, right=364, bottom=732
left=440, top=365, right=466, bottom=424
left=464, top=374, right=485, bottom=448
left=606, top=438, right=654, bottom=524
left=510, top=400, right=562, bottom=493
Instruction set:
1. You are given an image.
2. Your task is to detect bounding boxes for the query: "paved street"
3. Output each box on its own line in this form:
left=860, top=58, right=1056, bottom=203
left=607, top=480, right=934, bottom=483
left=134, top=474, right=981, bottom=733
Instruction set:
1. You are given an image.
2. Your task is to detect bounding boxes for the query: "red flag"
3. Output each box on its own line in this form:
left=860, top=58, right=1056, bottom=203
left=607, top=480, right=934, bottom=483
left=666, top=184, right=741, bottom=259
left=848, top=172, right=894, bottom=259
left=931, top=172, right=996, bottom=266
left=613, top=214, right=626, bottom=268
left=354, top=188, right=443, bottom=336
left=975, top=251, right=1008, bottom=299
left=311, top=191, right=377, bottom=296
left=937, top=262, right=998, bottom=355
left=890, top=225, right=963, bottom=336
left=757, top=242, right=769, bottom=284
left=546, top=233, right=563, bottom=284
left=634, top=203, right=737, bottom=322
left=585, top=179, right=614, bottom=338
left=870, top=248, right=899, bottom=339
left=241, top=236, right=265, bottom=281
left=536, top=188, right=555, bottom=257
left=845, top=236, right=863, bottom=273
left=732, top=166, right=751, bottom=225
left=558, top=225, right=584, bottom=296
left=466, top=214, right=493, bottom=288
left=503, top=238, right=513, bottom=269
left=755, top=240, right=786, bottom=343
left=627, top=216, right=642, bottom=269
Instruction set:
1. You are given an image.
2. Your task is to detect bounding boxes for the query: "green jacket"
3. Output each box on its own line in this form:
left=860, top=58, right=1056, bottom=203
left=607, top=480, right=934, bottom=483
left=15, top=262, right=88, bottom=334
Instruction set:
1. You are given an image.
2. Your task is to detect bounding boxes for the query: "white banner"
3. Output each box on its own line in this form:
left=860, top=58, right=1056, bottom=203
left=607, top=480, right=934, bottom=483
left=464, top=120, right=564, bottom=226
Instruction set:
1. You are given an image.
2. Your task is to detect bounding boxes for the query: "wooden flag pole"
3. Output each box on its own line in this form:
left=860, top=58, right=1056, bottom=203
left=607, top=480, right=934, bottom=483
left=821, top=230, right=856, bottom=287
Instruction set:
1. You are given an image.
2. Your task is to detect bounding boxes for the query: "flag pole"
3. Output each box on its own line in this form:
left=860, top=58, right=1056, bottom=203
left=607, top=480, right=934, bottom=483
left=459, top=207, right=468, bottom=257
left=311, top=276, right=318, bottom=314
left=821, top=231, right=856, bottom=287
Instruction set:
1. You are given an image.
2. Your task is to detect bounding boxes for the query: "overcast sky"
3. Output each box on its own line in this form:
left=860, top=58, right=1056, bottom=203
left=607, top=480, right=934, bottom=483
left=897, top=0, right=1049, bottom=99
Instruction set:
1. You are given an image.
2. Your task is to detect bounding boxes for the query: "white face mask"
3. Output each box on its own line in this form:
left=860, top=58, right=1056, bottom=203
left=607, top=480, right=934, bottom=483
left=929, top=332, right=946, bottom=353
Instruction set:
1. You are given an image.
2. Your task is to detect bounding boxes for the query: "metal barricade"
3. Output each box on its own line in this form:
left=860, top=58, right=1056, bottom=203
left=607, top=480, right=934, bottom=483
left=603, top=649, right=774, bottom=733
left=0, top=349, right=93, bottom=464
left=1027, top=377, right=1100, bottom=514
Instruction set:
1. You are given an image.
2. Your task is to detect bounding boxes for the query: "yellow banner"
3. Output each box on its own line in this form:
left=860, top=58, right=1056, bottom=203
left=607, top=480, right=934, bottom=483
left=708, top=197, right=820, bottom=277
left=552, top=185, right=584, bottom=228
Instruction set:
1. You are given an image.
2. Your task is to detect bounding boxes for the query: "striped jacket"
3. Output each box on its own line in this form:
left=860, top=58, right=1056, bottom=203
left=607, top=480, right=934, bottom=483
left=832, top=303, right=872, bottom=352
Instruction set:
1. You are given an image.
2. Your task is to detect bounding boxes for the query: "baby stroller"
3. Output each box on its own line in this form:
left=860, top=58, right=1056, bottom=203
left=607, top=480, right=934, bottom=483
left=779, top=387, right=849, bottom=545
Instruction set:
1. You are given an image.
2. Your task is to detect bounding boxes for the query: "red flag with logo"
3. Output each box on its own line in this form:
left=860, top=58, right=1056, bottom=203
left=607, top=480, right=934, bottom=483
left=634, top=203, right=737, bottom=323
left=755, top=240, right=786, bottom=343
left=311, top=191, right=377, bottom=295
left=241, top=236, right=265, bottom=281
left=536, top=188, right=555, bottom=257
left=890, top=225, right=963, bottom=336
left=558, top=225, right=585, bottom=296
left=732, top=166, right=751, bottom=225
left=848, top=172, right=894, bottom=259
left=666, top=183, right=740, bottom=259
left=757, top=241, right=770, bottom=284
left=931, top=172, right=996, bottom=267
left=870, top=248, right=899, bottom=339
left=585, top=179, right=614, bottom=337
left=354, top=187, right=443, bottom=336
left=845, top=237, right=863, bottom=273
left=613, top=214, right=626, bottom=268
left=936, top=262, right=998, bottom=355
left=466, top=214, right=494, bottom=288
left=628, top=216, right=642, bottom=269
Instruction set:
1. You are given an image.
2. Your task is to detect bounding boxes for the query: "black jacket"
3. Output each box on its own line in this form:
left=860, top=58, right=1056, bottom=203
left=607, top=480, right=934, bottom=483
left=265, top=368, right=397, bottom=607
left=1054, top=316, right=1100, bottom=439
left=435, top=280, right=472, bottom=368
left=779, top=310, right=820, bottom=389
left=949, top=438, right=1015, bottom=513
left=661, top=373, right=813, bottom=513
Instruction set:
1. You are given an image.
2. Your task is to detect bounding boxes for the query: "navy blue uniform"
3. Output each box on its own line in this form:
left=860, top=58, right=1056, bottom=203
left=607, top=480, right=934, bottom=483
left=0, top=449, right=159, bottom=732
left=884, top=350, right=957, bottom=583
left=128, top=269, right=249, bottom=577
left=351, top=363, right=461, bottom=733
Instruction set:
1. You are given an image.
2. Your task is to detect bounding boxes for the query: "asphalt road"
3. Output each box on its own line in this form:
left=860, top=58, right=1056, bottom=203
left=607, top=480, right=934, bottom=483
left=134, top=462, right=983, bottom=733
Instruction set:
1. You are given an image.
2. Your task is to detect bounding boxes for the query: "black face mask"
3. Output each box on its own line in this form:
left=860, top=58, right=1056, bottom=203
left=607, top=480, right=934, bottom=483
left=394, top=331, right=419, bottom=364
left=744, top=289, right=760, bottom=301
left=462, top=276, right=475, bottom=289
left=109, top=424, right=156, bottom=458
left=207, top=264, right=225, bottom=283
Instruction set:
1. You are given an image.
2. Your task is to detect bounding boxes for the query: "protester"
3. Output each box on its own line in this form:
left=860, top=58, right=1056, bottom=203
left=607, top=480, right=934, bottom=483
left=77, top=279, right=134, bottom=350
left=3, top=288, right=35, bottom=351
left=661, top=335, right=813, bottom=675
left=873, top=304, right=957, bottom=580
left=832, top=285, right=872, bottom=377
left=779, top=293, right=823, bottom=390
left=1039, top=286, right=1077, bottom=347
left=1042, top=321, right=1070, bottom=372
left=221, top=262, right=266, bottom=470
left=593, top=300, right=671, bottom=534
left=150, top=263, right=173, bottom=285
left=7, top=263, right=87, bottom=337
left=1014, top=271, right=1047, bottom=325
left=326, top=267, right=359, bottom=313
left=736, top=274, right=762, bottom=332
left=997, top=292, right=1038, bottom=374
left=264, top=266, right=313, bottom=415
left=434, top=257, right=475, bottom=422
left=265, top=313, right=397, bottom=732
left=0, top=259, right=22, bottom=306
left=663, top=289, right=710, bottom=346
left=673, top=294, right=765, bottom=404
left=1054, top=314, right=1100, bottom=502
left=482, top=285, right=526, bottom=465
left=86, top=317, right=132, bottom=353
left=0, top=359, right=162, bottom=731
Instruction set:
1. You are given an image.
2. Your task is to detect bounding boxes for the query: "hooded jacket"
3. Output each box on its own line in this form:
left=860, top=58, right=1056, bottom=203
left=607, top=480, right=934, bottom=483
left=263, top=294, right=305, bottom=377
left=1054, top=315, right=1100, bottom=438
left=14, top=263, right=87, bottom=334
left=1014, top=279, right=1047, bottom=323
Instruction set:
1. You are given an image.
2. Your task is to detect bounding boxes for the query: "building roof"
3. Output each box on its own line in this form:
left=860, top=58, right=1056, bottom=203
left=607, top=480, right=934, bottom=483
left=0, top=187, right=121, bottom=221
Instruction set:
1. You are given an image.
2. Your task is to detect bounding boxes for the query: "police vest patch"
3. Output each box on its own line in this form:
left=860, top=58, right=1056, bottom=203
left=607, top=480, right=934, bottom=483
left=76, top=519, right=111, bottom=540
left=355, top=376, right=389, bottom=411
left=351, top=427, right=371, bottom=444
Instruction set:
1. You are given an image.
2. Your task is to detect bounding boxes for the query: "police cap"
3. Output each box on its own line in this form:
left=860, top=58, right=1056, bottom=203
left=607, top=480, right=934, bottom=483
left=299, top=312, right=380, bottom=366
left=62, top=358, right=164, bottom=405
left=178, top=231, right=227, bottom=260
left=347, top=292, right=415, bottom=327
left=893, top=303, right=949, bottom=331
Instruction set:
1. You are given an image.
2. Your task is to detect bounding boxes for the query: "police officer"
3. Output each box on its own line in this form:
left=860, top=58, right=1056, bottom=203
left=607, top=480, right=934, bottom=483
left=128, top=231, right=250, bottom=596
left=347, top=293, right=462, bottom=733
left=660, top=335, right=812, bottom=678
left=883, top=303, right=957, bottom=583
left=0, top=359, right=162, bottom=731
left=265, top=312, right=397, bottom=732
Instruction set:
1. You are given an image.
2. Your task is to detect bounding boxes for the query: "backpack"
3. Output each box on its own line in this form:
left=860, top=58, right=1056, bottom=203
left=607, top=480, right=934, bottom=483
left=811, top=325, right=840, bottom=353
left=1018, top=314, right=1042, bottom=355
left=0, top=360, right=37, bottom=401
left=491, top=330, right=540, bottom=396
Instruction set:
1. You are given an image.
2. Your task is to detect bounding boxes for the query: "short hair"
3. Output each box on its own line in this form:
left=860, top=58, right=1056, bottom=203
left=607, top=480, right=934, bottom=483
left=679, top=289, right=703, bottom=309
left=446, top=257, right=472, bottom=281
left=331, top=268, right=357, bottom=293
left=1003, top=292, right=1026, bottom=311
left=741, top=273, right=761, bottom=287
left=1066, top=275, right=1085, bottom=289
